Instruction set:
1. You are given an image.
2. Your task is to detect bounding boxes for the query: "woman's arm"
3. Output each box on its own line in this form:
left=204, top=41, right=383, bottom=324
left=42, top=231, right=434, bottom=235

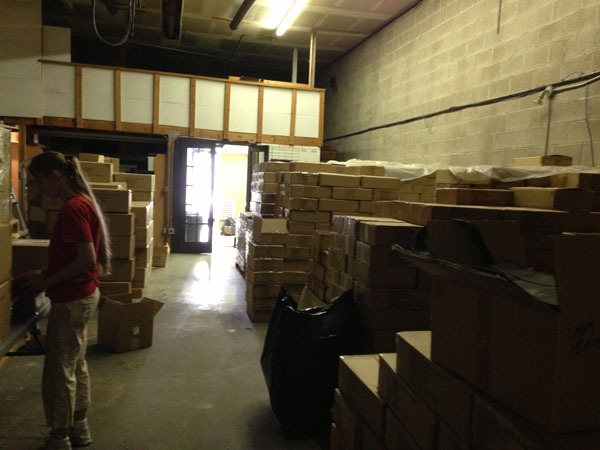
left=27, top=242, right=97, bottom=293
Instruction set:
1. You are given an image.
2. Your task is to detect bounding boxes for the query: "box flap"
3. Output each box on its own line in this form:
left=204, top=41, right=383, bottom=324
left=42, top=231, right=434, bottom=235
left=140, top=297, right=164, bottom=316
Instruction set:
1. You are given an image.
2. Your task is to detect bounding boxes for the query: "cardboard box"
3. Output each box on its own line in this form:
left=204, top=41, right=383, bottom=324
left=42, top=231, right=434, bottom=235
left=405, top=229, right=600, bottom=432
left=289, top=161, right=324, bottom=173
left=89, top=181, right=127, bottom=190
left=282, top=197, right=318, bottom=211
left=287, top=222, right=315, bottom=235
left=354, top=241, right=393, bottom=267
left=288, top=185, right=332, bottom=199
left=105, top=213, right=135, bottom=237
left=97, top=296, right=163, bottom=352
left=319, top=173, right=361, bottom=188
left=252, top=232, right=289, bottom=245
left=135, top=244, right=154, bottom=268
left=0, top=223, right=12, bottom=282
left=132, top=191, right=154, bottom=202
left=319, top=198, right=359, bottom=212
left=554, top=172, right=600, bottom=191
left=100, top=258, right=135, bottom=282
left=0, top=279, right=10, bottom=339
left=247, top=257, right=283, bottom=272
left=254, top=161, right=290, bottom=172
left=135, top=221, right=154, bottom=249
left=338, top=355, right=386, bottom=439
left=333, top=388, right=362, bottom=449
left=512, top=155, right=573, bottom=166
left=78, top=153, right=104, bottom=162
left=12, top=239, right=49, bottom=277
left=385, top=409, right=421, bottom=450
left=152, top=244, right=170, bottom=267
left=131, top=287, right=143, bottom=299
left=113, top=172, right=155, bottom=192
left=282, top=171, right=319, bottom=185
left=435, top=188, right=513, bottom=206
left=79, top=161, right=113, bottom=183
left=437, top=422, right=470, bottom=450
left=359, top=221, right=421, bottom=246
left=353, top=284, right=431, bottom=310
left=284, top=209, right=331, bottom=223
left=361, top=176, right=403, bottom=190
left=133, top=266, right=152, bottom=288
left=356, top=305, right=430, bottom=330
left=471, top=393, right=600, bottom=450
left=245, top=282, right=281, bottom=299
left=132, top=201, right=154, bottom=228
left=93, top=188, right=132, bottom=213
left=252, top=215, right=287, bottom=236
left=378, top=353, right=438, bottom=450
left=372, top=189, right=400, bottom=201
left=333, top=187, right=373, bottom=201
left=245, top=268, right=281, bottom=285
left=98, top=281, right=131, bottom=296
left=111, top=236, right=135, bottom=259
left=281, top=271, right=308, bottom=285
left=348, top=258, right=417, bottom=288
left=104, top=156, right=120, bottom=173
left=283, top=246, right=311, bottom=260
left=287, top=234, right=315, bottom=247
left=396, top=331, right=474, bottom=443
left=330, top=423, right=351, bottom=450
left=511, top=187, right=593, bottom=211
left=248, top=243, right=284, bottom=258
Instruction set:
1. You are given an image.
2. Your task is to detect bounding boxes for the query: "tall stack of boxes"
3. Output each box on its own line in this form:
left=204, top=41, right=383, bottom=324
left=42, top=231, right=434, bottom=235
left=235, top=211, right=252, bottom=273
left=114, top=173, right=155, bottom=298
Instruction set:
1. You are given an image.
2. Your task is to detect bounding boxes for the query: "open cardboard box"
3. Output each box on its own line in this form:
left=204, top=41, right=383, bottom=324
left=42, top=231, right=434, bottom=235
left=98, top=294, right=163, bottom=353
left=394, top=221, right=600, bottom=433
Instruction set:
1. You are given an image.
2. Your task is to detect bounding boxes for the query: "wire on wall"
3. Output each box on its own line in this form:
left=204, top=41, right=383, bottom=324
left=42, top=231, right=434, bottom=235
left=324, top=71, right=600, bottom=152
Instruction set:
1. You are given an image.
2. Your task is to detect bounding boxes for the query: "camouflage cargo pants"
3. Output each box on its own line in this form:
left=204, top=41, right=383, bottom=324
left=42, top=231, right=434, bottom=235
left=42, top=289, right=99, bottom=430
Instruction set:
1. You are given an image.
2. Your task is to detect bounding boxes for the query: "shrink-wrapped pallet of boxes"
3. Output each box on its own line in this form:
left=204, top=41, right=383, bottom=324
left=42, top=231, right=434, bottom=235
left=235, top=212, right=252, bottom=273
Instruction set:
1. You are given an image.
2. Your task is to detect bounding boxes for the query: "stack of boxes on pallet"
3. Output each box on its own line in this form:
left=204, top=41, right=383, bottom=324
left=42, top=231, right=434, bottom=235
left=77, top=153, right=155, bottom=298
left=234, top=211, right=252, bottom=273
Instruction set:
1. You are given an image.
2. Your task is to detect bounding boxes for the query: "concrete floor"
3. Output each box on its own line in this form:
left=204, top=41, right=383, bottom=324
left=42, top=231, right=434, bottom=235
left=0, top=241, right=329, bottom=450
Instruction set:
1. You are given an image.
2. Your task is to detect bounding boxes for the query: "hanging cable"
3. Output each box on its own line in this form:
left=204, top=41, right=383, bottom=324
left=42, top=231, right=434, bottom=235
left=92, top=0, right=136, bottom=47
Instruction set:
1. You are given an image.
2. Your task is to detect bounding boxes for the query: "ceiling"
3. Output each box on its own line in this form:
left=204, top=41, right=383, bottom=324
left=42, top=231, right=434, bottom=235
left=43, top=0, right=420, bottom=83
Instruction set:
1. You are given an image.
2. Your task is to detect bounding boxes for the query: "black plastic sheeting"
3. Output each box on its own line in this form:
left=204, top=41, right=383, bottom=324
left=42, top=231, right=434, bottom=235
left=260, top=289, right=357, bottom=437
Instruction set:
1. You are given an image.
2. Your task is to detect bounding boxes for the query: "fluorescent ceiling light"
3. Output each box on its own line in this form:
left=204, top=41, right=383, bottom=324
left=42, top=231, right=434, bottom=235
left=276, top=0, right=309, bottom=36
left=262, top=0, right=295, bottom=29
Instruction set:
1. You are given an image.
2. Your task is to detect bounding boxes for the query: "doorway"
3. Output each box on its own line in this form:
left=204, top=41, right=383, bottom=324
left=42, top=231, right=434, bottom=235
left=172, top=138, right=216, bottom=253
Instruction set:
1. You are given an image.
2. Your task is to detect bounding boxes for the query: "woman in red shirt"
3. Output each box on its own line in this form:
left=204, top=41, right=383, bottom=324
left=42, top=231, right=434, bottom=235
left=26, top=151, right=111, bottom=450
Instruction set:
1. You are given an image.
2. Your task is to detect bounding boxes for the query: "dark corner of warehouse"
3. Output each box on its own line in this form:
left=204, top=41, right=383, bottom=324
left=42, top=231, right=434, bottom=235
left=1, top=0, right=600, bottom=449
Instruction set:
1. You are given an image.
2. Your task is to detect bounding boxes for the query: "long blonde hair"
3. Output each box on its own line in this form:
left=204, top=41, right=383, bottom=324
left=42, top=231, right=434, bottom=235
left=28, top=151, right=112, bottom=275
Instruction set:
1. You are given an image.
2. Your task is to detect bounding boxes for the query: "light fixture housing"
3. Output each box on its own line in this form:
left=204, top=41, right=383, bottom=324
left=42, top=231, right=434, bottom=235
left=276, top=0, right=309, bottom=36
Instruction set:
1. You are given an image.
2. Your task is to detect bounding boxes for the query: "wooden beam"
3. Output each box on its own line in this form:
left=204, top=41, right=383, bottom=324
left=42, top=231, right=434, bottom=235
left=76, top=66, right=83, bottom=128
left=153, top=74, right=160, bottom=134
left=223, top=82, right=231, bottom=141
left=189, top=79, right=196, bottom=137
left=81, top=119, right=116, bottom=131
left=196, top=129, right=224, bottom=140
left=318, top=90, right=325, bottom=146
left=114, top=70, right=122, bottom=131
left=290, top=89, right=297, bottom=146
left=257, top=86, right=264, bottom=143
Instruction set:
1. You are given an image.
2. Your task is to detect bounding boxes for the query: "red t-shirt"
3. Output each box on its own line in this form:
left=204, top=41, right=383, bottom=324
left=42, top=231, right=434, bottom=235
left=46, top=194, right=100, bottom=303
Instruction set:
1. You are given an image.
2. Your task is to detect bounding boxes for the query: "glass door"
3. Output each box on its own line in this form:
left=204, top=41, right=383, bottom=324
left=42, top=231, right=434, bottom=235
left=172, top=138, right=216, bottom=253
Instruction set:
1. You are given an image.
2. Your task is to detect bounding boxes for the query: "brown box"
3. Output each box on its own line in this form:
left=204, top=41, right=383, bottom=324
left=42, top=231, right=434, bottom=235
left=287, top=184, right=332, bottom=199
left=512, top=155, right=573, bottom=167
left=132, top=201, right=154, bottom=228
left=245, top=268, right=282, bottom=285
left=354, top=284, right=430, bottom=310
left=78, top=153, right=104, bottom=162
left=511, top=187, right=593, bottom=211
left=282, top=172, right=319, bottom=185
left=338, top=355, right=386, bottom=439
left=89, top=181, right=127, bottom=190
left=554, top=172, right=600, bottom=191
left=100, top=258, right=135, bottom=282
left=252, top=215, right=287, bottom=237
left=361, top=175, right=403, bottom=190
left=396, top=331, right=474, bottom=443
left=93, top=188, right=132, bottom=213
left=135, top=221, right=154, bottom=249
left=132, top=191, right=154, bottom=202
left=98, top=296, right=163, bottom=352
left=289, top=161, right=325, bottom=173
left=135, top=244, right=154, bottom=268
left=319, top=173, right=361, bottom=188
left=281, top=271, right=308, bottom=285
left=287, top=234, right=315, bottom=247
left=133, top=266, right=152, bottom=288
left=105, top=213, right=135, bottom=237
left=319, top=198, right=359, bottom=212
left=0, top=224, right=12, bottom=282
left=247, top=257, right=283, bottom=272
left=354, top=241, right=393, bottom=267
left=332, top=187, right=373, bottom=201
left=287, top=221, right=315, bottom=235
left=248, top=243, right=284, bottom=258
left=372, top=189, right=400, bottom=201
left=152, top=244, right=170, bottom=267
left=435, top=188, right=514, bottom=206
left=378, top=353, right=438, bottom=450
left=330, top=423, right=349, bottom=450
left=98, top=281, right=132, bottom=296
left=111, top=236, right=135, bottom=259
left=385, top=409, right=421, bottom=450
left=417, top=231, right=600, bottom=432
left=113, top=172, right=155, bottom=192
left=283, top=197, right=318, bottom=211
left=283, top=246, right=312, bottom=260
left=104, top=156, right=120, bottom=173
left=0, top=279, right=10, bottom=339
left=333, top=389, right=361, bottom=450
left=12, top=239, right=49, bottom=277
left=284, top=210, right=330, bottom=223
left=437, top=422, right=470, bottom=450
left=359, top=221, right=421, bottom=246
left=357, top=305, right=430, bottom=330
left=80, top=161, right=113, bottom=182
left=245, top=282, right=281, bottom=298
left=254, top=161, right=290, bottom=172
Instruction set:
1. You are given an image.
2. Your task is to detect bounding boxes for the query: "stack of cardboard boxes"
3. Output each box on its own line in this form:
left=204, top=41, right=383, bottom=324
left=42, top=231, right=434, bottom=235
left=0, top=128, right=11, bottom=337
left=235, top=211, right=252, bottom=273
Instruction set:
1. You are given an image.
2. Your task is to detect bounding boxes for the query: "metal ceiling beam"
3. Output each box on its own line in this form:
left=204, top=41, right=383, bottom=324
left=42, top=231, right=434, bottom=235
left=230, top=0, right=256, bottom=30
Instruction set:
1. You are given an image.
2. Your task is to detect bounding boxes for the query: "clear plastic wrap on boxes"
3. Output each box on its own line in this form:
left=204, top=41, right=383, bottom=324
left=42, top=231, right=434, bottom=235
left=235, top=212, right=251, bottom=272
left=0, top=125, right=11, bottom=224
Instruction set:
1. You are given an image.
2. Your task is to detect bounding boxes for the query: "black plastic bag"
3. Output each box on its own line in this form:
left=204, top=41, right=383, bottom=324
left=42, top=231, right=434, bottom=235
left=260, top=289, right=357, bottom=437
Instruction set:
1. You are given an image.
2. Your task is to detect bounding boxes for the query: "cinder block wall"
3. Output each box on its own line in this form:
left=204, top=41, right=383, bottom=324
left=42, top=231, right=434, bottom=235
left=318, top=0, right=600, bottom=167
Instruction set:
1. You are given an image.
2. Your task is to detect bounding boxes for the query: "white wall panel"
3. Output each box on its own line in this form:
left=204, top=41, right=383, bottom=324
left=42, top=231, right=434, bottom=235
left=295, top=90, right=321, bottom=138
left=42, top=26, right=70, bottom=62
left=121, top=72, right=153, bottom=124
left=82, top=68, right=114, bottom=121
left=195, top=79, right=225, bottom=131
left=229, top=84, right=259, bottom=134
left=262, top=87, right=292, bottom=136
left=42, top=65, right=75, bottom=117
left=159, top=76, right=189, bottom=127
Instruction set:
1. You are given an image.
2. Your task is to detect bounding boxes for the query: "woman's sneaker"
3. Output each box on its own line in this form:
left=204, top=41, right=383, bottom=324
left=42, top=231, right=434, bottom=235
left=68, top=419, right=92, bottom=447
left=42, top=436, right=72, bottom=450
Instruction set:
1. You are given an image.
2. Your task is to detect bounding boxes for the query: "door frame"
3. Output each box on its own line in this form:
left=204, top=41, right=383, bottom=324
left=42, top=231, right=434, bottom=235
left=171, top=137, right=216, bottom=253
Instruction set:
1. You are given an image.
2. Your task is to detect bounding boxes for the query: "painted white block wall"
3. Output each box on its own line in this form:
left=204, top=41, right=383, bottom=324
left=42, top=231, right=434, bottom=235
left=319, top=0, right=600, bottom=166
